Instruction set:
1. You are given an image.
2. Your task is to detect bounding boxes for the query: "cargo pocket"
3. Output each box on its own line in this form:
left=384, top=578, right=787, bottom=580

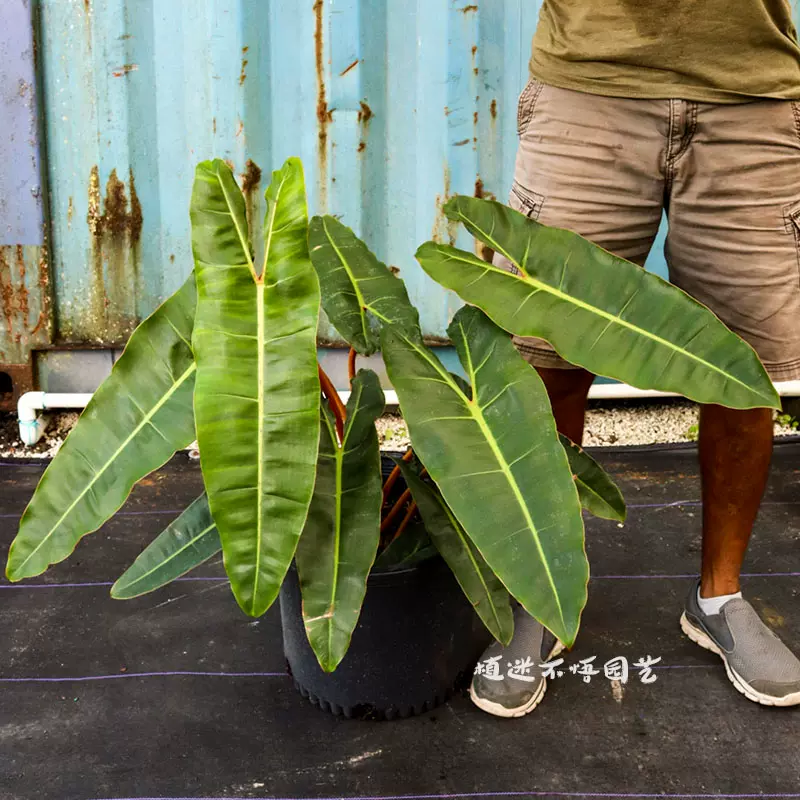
left=782, top=199, right=800, bottom=282
left=509, top=181, right=545, bottom=220
left=516, top=79, right=542, bottom=138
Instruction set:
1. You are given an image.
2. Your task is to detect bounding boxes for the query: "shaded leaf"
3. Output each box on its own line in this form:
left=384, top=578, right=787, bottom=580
left=111, top=495, right=220, bottom=599
left=295, top=370, right=385, bottom=671
left=309, top=215, right=421, bottom=353
left=397, top=459, right=514, bottom=644
left=381, top=305, right=588, bottom=645
left=559, top=435, right=626, bottom=522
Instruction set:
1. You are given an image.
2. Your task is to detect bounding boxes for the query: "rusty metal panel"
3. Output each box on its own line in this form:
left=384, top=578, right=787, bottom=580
left=0, top=0, right=54, bottom=408
left=35, top=0, right=541, bottom=345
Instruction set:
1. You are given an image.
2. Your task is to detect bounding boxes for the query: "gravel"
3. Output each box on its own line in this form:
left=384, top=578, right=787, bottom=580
left=1, top=401, right=796, bottom=460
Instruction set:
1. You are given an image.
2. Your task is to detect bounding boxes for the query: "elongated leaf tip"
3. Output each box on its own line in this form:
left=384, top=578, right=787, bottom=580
left=414, top=240, right=441, bottom=261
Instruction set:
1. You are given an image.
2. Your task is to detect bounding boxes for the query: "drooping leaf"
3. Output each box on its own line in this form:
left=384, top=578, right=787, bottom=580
left=381, top=305, right=588, bottom=645
left=559, top=435, right=626, bottom=522
left=191, top=158, right=321, bottom=617
left=6, top=276, right=198, bottom=581
left=373, top=521, right=437, bottom=571
left=111, top=495, right=220, bottom=599
left=308, top=215, right=421, bottom=353
left=416, top=196, right=780, bottom=410
left=397, top=459, right=514, bottom=644
left=295, top=370, right=385, bottom=672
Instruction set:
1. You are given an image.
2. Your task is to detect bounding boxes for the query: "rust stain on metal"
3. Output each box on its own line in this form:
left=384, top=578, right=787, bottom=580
left=235, top=119, right=244, bottom=138
left=16, top=247, right=29, bottom=319
left=473, top=111, right=479, bottom=125
left=358, top=101, right=373, bottom=123
left=67, top=196, right=74, bottom=229
left=389, top=265, right=401, bottom=276
left=129, top=169, right=143, bottom=244
left=169, top=254, right=175, bottom=263
left=111, top=64, right=138, bottom=78
left=474, top=178, right=495, bottom=262
left=460, top=4, right=479, bottom=12
left=432, top=166, right=457, bottom=246
left=212, top=117, right=217, bottom=135
left=84, top=0, right=90, bottom=12
left=241, top=159, right=262, bottom=234
left=239, top=55, right=248, bottom=86
left=0, top=249, right=14, bottom=340
left=340, top=59, right=359, bottom=77
left=314, top=0, right=330, bottom=209
left=85, top=166, right=141, bottom=343
left=0, top=243, right=52, bottom=370
left=454, top=139, right=470, bottom=147
left=490, top=98, right=497, bottom=119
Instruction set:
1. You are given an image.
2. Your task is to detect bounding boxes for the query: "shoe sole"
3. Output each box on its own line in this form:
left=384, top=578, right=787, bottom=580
left=680, top=612, right=800, bottom=707
left=469, top=640, right=565, bottom=718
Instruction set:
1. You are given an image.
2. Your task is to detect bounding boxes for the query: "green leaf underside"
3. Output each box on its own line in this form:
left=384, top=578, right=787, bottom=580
left=191, top=158, right=321, bottom=617
left=309, top=215, right=422, bottom=353
left=381, top=306, right=588, bottom=645
left=295, top=370, right=385, bottom=672
left=559, top=435, right=627, bottom=523
left=6, top=276, right=198, bottom=581
left=397, top=460, right=514, bottom=645
left=415, top=196, right=779, bottom=410
left=111, top=495, right=220, bottom=599
left=373, top=522, right=437, bottom=571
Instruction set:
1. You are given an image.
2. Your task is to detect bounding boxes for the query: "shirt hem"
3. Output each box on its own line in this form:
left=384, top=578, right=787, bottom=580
left=529, top=63, right=800, bottom=105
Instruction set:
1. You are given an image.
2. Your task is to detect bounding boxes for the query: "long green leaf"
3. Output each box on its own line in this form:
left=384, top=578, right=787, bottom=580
left=295, top=370, right=385, bottom=672
left=381, top=305, right=588, bottom=645
left=6, top=276, right=197, bottom=581
left=191, top=158, right=321, bottom=617
left=416, top=196, right=780, bottom=410
left=559, top=435, right=626, bottom=522
left=308, top=215, right=421, bottom=352
left=397, top=459, right=514, bottom=645
left=111, top=495, right=220, bottom=599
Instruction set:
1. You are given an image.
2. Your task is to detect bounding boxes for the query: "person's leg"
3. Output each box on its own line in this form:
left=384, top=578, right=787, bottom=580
left=471, top=82, right=667, bottom=717
left=698, top=405, right=773, bottom=599
left=536, top=367, right=595, bottom=444
left=668, top=99, right=800, bottom=705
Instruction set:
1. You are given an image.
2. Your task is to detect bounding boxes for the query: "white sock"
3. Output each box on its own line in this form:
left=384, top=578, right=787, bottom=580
left=697, top=586, right=742, bottom=616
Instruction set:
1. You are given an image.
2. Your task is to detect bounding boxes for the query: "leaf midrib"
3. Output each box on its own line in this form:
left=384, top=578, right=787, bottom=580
left=446, top=210, right=763, bottom=398
left=393, top=325, right=566, bottom=631
left=453, top=321, right=565, bottom=628
left=322, top=217, right=371, bottom=349
left=113, top=520, right=217, bottom=597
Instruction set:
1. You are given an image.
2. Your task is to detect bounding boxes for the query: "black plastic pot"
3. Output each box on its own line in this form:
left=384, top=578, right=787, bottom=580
left=280, top=455, right=492, bottom=720
left=280, top=556, right=491, bottom=720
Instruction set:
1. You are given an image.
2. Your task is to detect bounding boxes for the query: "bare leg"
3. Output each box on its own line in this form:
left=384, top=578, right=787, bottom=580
left=535, top=366, right=595, bottom=445
left=699, top=404, right=773, bottom=597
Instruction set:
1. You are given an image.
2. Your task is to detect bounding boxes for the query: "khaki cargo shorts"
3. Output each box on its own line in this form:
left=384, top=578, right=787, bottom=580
left=498, top=80, right=800, bottom=382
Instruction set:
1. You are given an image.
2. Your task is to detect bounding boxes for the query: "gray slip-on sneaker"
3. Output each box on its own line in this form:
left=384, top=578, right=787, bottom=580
left=470, top=605, right=564, bottom=718
left=680, top=578, right=800, bottom=707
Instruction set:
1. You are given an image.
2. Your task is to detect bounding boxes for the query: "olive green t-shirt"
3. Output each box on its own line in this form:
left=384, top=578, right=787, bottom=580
left=530, top=0, right=800, bottom=103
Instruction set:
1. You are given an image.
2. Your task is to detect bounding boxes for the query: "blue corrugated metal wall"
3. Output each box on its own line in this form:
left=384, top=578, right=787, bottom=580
left=7, top=0, right=800, bottom=372
left=36, top=0, right=540, bottom=347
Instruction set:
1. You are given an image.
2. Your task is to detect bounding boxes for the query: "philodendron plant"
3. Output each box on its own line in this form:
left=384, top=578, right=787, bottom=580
left=5, top=157, right=779, bottom=673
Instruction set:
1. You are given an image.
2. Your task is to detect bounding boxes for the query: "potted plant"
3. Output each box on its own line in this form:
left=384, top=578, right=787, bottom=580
left=5, top=158, right=778, bottom=719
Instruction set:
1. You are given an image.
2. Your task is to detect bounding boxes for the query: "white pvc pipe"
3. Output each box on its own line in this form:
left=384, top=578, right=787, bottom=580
left=17, top=392, right=93, bottom=446
left=16, top=380, right=800, bottom=447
